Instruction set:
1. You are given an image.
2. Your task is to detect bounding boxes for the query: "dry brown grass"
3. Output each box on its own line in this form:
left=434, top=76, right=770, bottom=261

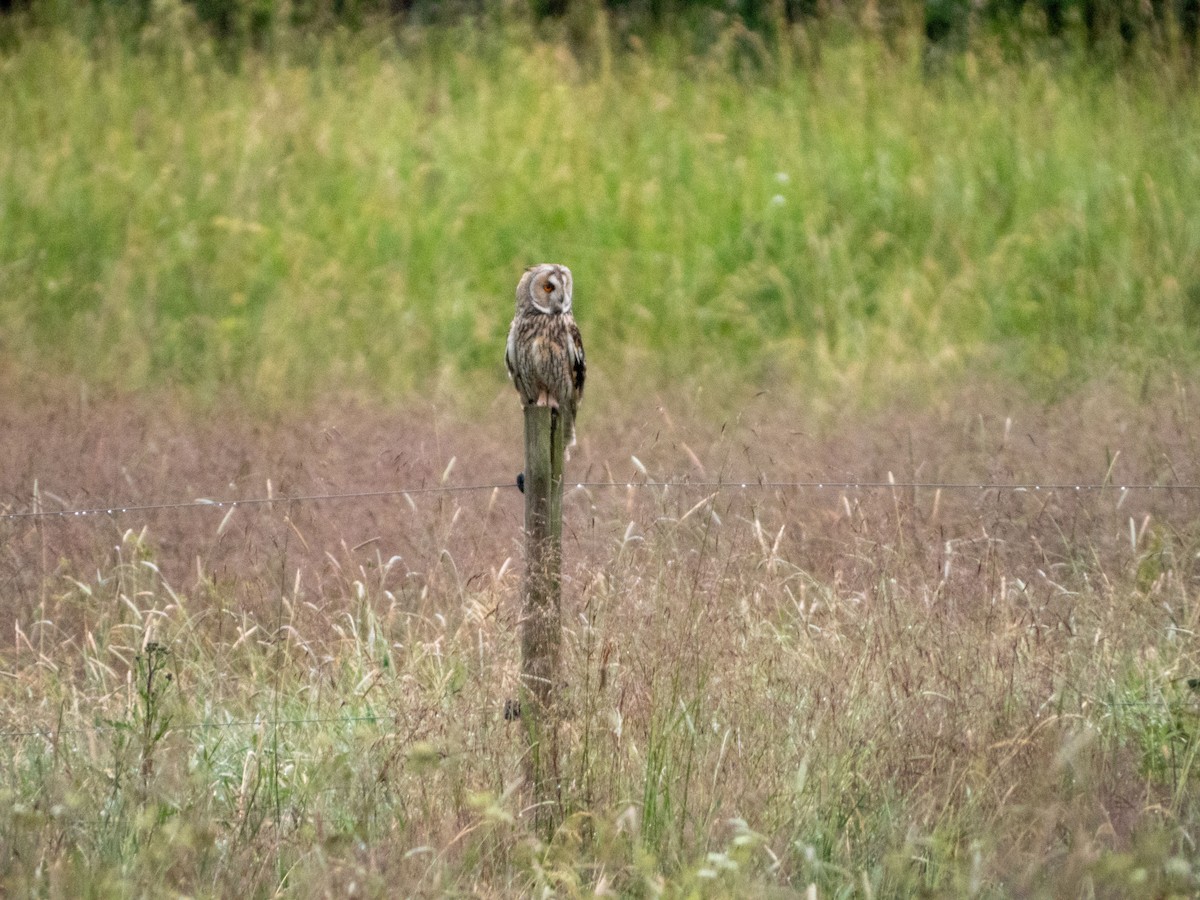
left=1, top=374, right=1198, bottom=896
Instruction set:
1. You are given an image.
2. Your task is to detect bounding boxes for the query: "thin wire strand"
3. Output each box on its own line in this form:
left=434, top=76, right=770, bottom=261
left=0, top=693, right=1180, bottom=742
left=0, top=482, right=514, bottom=522
left=3, top=478, right=1199, bottom=522
left=0, top=714, right=405, bottom=740
left=575, top=480, right=1200, bottom=492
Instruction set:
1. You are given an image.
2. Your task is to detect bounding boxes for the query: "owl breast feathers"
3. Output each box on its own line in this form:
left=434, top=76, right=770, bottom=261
left=505, top=263, right=586, bottom=448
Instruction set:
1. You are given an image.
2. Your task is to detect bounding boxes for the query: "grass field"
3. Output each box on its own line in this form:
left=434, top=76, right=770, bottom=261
left=2, top=7, right=1200, bottom=897
left=2, top=380, right=1199, bottom=897
left=2, top=9, right=1200, bottom=406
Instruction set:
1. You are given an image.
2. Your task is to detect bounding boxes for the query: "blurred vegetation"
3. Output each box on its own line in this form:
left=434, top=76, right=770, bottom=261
left=3, top=0, right=1199, bottom=62
left=0, top=0, right=1198, bottom=411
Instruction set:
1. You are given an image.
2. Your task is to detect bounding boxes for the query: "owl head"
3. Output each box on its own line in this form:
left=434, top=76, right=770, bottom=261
left=517, top=263, right=573, bottom=315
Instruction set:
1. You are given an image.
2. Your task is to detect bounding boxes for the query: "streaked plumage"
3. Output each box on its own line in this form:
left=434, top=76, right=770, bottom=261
left=505, top=263, right=586, bottom=450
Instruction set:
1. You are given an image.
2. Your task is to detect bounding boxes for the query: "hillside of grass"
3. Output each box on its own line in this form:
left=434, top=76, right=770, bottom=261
left=1, top=10, right=1198, bottom=410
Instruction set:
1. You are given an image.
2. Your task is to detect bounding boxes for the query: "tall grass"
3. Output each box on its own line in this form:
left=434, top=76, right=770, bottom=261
left=1, top=10, right=1198, bottom=409
left=2, top=423, right=1199, bottom=896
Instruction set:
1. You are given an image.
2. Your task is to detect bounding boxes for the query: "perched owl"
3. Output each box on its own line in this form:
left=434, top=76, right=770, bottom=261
left=505, top=263, right=586, bottom=450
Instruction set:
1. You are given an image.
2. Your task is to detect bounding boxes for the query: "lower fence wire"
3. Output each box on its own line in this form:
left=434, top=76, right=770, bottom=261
left=3, top=477, right=1199, bottom=522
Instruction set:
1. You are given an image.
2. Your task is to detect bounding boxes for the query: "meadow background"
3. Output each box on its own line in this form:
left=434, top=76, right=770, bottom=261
left=2, top=0, right=1200, bottom=896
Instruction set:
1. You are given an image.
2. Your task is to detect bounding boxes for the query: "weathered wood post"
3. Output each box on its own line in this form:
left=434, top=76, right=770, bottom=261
left=521, top=403, right=564, bottom=834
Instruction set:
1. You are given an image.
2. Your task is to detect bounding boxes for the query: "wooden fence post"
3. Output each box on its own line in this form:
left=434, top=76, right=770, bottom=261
left=521, top=404, right=564, bottom=835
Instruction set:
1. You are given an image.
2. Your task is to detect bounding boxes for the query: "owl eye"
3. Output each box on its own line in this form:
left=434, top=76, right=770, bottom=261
left=542, top=283, right=555, bottom=293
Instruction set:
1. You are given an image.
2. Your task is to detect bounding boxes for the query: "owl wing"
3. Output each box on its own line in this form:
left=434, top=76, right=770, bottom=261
left=504, top=320, right=518, bottom=382
left=566, top=317, right=585, bottom=404
left=506, top=316, right=541, bottom=406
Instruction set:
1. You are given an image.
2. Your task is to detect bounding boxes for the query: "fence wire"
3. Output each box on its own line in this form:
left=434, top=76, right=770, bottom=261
left=1, top=693, right=1189, bottom=743
left=0, top=714, right=404, bottom=741
left=2, top=473, right=1198, bottom=743
left=4, top=477, right=1199, bottom=522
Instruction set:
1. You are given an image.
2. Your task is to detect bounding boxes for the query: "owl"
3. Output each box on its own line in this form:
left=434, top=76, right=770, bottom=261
left=505, top=263, right=586, bottom=450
